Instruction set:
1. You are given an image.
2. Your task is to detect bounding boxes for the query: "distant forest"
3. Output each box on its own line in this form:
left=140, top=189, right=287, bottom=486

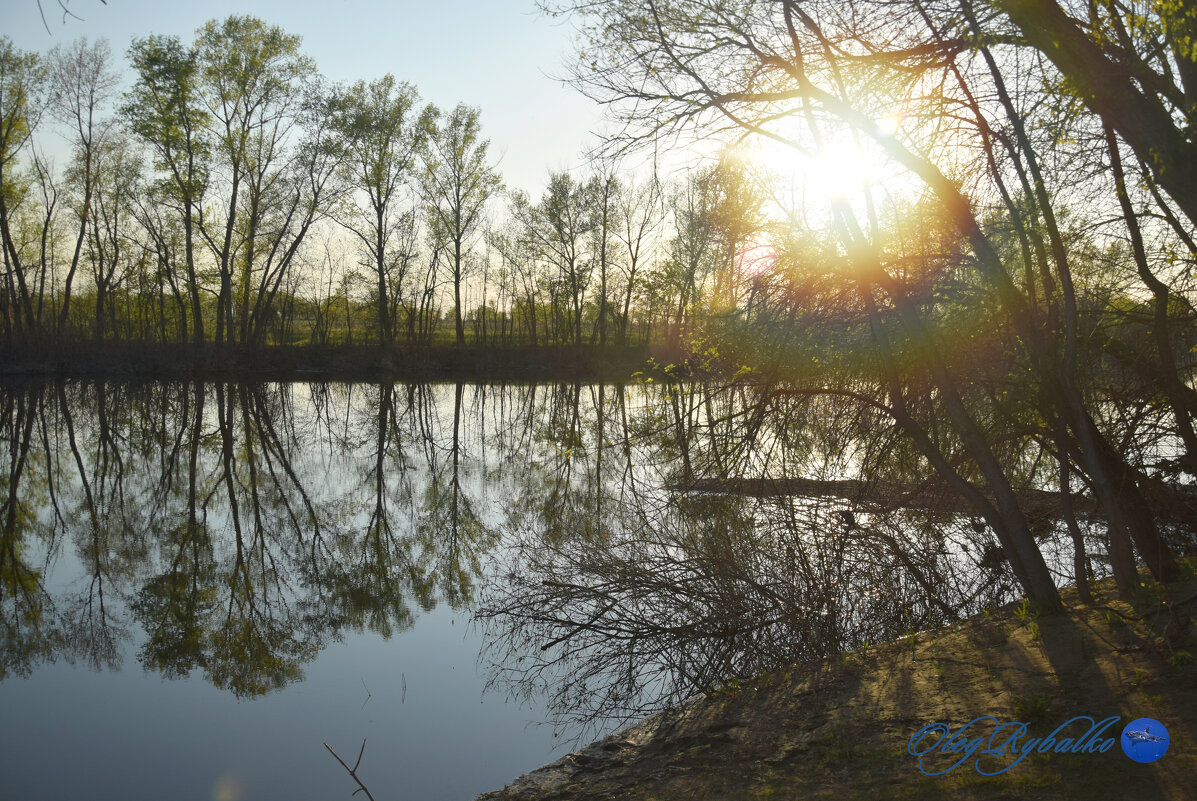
left=0, top=17, right=734, bottom=352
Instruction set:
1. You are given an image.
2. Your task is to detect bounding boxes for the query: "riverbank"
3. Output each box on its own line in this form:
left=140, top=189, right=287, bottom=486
left=0, top=342, right=652, bottom=382
left=478, top=576, right=1197, bottom=800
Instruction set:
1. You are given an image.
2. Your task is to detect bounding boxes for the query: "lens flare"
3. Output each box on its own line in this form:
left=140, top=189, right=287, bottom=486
left=212, top=774, right=245, bottom=801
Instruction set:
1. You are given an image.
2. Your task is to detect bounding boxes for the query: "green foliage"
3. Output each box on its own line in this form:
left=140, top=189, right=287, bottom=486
left=0, top=37, right=44, bottom=172
left=123, top=33, right=210, bottom=198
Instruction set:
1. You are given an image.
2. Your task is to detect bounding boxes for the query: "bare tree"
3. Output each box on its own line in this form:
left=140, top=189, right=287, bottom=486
left=614, top=170, right=664, bottom=345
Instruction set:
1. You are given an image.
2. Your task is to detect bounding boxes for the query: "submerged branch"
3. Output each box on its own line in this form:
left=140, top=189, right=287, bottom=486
left=668, top=476, right=1103, bottom=520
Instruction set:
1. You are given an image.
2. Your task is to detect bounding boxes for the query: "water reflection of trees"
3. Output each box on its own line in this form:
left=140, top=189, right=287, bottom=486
left=3, top=378, right=1157, bottom=726
left=1, top=388, right=59, bottom=680
left=0, top=380, right=509, bottom=696
left=479, top=381, right=1090, bottom=737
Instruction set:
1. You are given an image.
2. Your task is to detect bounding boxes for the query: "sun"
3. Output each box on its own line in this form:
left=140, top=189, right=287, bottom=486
left=806, top=140, right=873, bottom=197
left=747, top=127, right=920, bottom=206
left=748, top=136, right=866, bottom=191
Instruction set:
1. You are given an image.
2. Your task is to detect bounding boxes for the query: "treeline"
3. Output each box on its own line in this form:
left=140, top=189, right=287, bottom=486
left=0, top=17, right=756, bottom=353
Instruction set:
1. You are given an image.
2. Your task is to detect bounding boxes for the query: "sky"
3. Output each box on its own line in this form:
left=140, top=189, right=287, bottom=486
left=5, top=0, right=607, bottom=195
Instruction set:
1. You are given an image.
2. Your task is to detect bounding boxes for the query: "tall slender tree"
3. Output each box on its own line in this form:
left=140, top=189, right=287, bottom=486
left=421, top=103, right=502, bottom=346
left=614, top=171, right=663, bottom=345
left=0, top=38, right=45, bottom=343
left=48, top=36, right=117, bottom=336
left=588, top=168, right=618, bottom=345
left=124, top=34, right=210, bottom=344
left=515, top=172, right=594, bottom=346
left=328, top=74, right=425, bottom=350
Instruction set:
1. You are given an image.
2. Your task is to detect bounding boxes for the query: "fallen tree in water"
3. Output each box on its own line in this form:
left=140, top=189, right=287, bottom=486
left=667, top=476, right=1100, bottom=520
left=668, top=476, right=1197, bottom=528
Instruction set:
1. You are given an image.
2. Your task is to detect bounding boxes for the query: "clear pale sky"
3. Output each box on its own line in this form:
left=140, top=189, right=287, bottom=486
left=6, top=0, right=606, bottom=193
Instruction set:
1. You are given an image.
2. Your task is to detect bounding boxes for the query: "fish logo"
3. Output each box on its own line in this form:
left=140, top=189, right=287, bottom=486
left=1121, top=718, right=1169, bottom=763
left=1124, top=726, right=1166, bottom=745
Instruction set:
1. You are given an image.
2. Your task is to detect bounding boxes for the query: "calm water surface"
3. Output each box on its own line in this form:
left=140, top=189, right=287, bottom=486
left=1, top=378, right=1038, bottom=800
left=0, top=381, right=649, bottom=801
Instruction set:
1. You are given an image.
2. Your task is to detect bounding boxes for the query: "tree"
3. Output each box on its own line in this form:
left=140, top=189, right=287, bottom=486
left=421, top=103, right=502, bottom=346
left=515, top=171, right=594, bottom=345
left=239, top=81, right=343, bottom=347
left=614, top=170, right=664, bottom=345
left=664, top=168, right=716, bottom=349
left=491, top=211, right=544, bottom=345
left=587, top=167, right=619, bottom=345
left=47, top=36, right=117, bottom=336
left=994, top=0, right=1197, bottom=228
left=328, top=74, right=425, bottom=349
left=194, top=15, right=314, bottom=347
left=0, top=37, right=45, bottom=344
left=703, top=149, right=765, bottom=314
left=124, top=34, right=210, bottom=344
left=85, top=134, right=140, bottom=340
left=546, top=0, right=1160, bottom=609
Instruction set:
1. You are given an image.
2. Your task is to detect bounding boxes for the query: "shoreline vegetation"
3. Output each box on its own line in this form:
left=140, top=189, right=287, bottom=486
left=0, top=342, right=656, bottom=382
left=476, top=572, right=1197, bottom=801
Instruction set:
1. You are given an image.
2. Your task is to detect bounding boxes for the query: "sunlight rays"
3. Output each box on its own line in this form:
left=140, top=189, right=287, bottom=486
left=743, top=117, right=926, bottom=212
